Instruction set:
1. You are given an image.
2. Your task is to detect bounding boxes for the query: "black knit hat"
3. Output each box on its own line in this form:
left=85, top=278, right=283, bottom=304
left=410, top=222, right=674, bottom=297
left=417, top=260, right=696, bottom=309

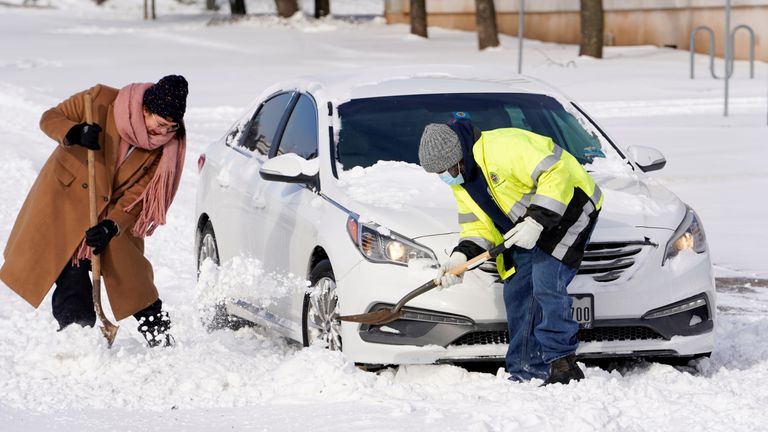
left=143, top=75, right=188, bottom=124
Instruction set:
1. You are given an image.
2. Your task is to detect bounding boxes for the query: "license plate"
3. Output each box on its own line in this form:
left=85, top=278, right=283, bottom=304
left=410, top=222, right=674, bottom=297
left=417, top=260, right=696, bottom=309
left=570, top=294, right=594, bottom=329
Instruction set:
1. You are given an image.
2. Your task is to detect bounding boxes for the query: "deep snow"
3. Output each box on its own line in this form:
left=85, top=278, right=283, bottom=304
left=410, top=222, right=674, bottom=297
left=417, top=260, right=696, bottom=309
left=1, top=0, right=768, bottom=431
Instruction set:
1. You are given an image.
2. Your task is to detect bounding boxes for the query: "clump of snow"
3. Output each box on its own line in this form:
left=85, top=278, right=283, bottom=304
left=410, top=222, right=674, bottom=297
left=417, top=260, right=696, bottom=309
left=195, top=256, right=307, bottom=310
left=585, top=149, right=632, bottom=177
left=337, top=161, right=450, bottom=210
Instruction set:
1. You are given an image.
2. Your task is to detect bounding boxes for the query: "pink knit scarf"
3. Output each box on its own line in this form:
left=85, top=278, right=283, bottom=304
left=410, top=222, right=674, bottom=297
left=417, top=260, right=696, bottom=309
left=113, top=82, right=186, bottom=238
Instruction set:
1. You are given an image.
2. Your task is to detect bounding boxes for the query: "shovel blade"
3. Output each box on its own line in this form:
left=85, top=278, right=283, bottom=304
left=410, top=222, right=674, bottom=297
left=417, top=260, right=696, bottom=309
left=337, top=308, right=403, bottom=325
left=100, top=324, right=119, bottom=348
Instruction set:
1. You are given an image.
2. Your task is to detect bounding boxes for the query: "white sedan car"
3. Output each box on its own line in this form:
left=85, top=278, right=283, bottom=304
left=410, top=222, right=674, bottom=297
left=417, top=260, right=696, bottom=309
left=195, top=67, right=715, bottom=366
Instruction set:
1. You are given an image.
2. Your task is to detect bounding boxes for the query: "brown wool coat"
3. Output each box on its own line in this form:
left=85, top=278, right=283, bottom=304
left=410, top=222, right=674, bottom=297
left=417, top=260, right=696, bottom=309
left=0, top=84, right=163, bottom=321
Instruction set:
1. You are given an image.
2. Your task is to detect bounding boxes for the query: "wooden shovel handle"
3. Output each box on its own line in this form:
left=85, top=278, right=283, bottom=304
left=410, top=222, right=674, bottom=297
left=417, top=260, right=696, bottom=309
left=390, top=242, right=507, bottom=313
left=84, top=93, right=119, bottom=347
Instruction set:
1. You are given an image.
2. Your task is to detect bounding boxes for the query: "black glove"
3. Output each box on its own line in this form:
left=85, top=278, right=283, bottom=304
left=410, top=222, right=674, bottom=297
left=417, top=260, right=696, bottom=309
left=65, top=123, right=102, bottom=150
left=85, top=219, right=118, bottom=255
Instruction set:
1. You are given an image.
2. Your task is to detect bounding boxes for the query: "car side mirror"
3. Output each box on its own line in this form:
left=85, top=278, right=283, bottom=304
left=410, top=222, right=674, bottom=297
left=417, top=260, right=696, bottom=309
left=627, top=145, right=667, bottom=172
left=259, top=153, right=319, bottom=187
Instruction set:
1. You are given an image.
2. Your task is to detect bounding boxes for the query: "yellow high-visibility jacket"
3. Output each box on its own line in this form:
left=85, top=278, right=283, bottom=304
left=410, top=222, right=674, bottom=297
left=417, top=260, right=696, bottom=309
left=453, top=128, right=602, bottom=276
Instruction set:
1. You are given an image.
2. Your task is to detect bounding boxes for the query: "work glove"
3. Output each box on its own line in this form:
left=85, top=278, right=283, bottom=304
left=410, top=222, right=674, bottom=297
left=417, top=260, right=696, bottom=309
left=438, top=252, right=468, bottom=289
left=65, top=123, right=102, bottom=150
left=503, top=217, right=544, bottom=250
left=85, top=219, right=119, bottom=255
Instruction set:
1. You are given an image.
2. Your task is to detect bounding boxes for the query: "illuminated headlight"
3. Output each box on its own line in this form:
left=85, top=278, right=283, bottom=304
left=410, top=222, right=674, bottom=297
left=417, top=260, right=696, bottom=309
left=346, top=215, right=437, bottom=266
left=663, top=207, right=708, bottom=264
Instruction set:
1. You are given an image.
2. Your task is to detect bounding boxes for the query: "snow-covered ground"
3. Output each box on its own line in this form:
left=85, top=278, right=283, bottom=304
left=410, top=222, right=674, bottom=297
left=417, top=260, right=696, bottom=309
left=1, top=1, right=768, bottom=430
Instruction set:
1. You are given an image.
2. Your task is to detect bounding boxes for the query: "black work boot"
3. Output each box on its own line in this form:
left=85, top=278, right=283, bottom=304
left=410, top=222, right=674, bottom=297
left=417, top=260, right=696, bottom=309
left=137, top=311, right=174, bottom=348
left=134, top=299, right=174, bottom=348
left=541, top=355, right=584, bottom=386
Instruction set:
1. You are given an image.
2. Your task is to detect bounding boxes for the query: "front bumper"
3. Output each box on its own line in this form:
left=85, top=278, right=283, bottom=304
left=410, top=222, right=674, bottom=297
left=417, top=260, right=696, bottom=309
left=337, top=231, right=716, bottom=365
left=353, top=292, right=713, bottom=359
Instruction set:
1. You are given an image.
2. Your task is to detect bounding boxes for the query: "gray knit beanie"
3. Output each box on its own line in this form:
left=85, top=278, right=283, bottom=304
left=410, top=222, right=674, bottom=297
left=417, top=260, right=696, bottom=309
left=418, top=123, right=462, bottom=173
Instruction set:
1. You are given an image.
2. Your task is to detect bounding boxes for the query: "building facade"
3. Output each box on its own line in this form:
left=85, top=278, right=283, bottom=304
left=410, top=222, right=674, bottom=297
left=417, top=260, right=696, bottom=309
left=385, top=0, right=767, bottom=61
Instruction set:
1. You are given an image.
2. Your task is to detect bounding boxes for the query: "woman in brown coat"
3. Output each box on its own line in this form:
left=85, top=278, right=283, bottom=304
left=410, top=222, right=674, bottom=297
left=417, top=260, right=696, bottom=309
left=0, top=75, right=188, bottom=347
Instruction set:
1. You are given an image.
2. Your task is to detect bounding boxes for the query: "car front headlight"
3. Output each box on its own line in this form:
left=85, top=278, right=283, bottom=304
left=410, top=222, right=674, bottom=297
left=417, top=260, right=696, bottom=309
left=346, top=215, right=437, bottom=266
left=663, top=207, right=708, bottom=264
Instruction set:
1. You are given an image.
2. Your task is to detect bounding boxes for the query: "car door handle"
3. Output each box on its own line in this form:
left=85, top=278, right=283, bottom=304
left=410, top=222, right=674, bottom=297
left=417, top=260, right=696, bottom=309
left=216, top=173, right=230, bottom=189
left=251, top=194, right=266, bottom=209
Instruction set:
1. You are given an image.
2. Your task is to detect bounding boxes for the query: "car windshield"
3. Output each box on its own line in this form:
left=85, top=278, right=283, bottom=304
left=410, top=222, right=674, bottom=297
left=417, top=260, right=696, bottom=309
left=336, top=92, right=606, bottom=170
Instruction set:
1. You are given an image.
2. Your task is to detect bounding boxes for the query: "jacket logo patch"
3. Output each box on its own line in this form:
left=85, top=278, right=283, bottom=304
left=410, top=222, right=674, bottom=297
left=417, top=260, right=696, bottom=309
left=489, top=172, right=500, bottom=184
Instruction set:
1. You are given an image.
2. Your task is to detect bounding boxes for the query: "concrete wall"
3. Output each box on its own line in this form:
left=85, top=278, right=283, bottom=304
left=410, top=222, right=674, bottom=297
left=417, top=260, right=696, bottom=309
left=385, top=0, right=767, bottom=61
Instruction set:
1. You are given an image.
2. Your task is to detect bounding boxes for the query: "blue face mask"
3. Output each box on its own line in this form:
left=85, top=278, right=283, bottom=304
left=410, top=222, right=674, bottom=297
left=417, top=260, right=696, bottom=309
left=439, top=171, right=464, bottom=186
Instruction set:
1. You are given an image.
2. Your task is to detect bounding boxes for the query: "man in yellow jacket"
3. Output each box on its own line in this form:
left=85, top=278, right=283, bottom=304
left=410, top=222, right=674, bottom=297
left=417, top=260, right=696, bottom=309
left=419, top=119, right=602, bottom=385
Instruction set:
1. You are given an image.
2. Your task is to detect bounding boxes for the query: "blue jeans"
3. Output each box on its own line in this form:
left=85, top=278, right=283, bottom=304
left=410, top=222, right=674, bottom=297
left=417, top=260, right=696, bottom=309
left=503, top=246, right=579, bottom=381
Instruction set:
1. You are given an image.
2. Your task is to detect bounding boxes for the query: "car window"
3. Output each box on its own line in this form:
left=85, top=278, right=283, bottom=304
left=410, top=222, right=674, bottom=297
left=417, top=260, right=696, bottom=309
left=336, top=93, right=606, bottom=169
left=239, top=92, right=293, bottom=156
left=275, top=94, right=318, bottom=159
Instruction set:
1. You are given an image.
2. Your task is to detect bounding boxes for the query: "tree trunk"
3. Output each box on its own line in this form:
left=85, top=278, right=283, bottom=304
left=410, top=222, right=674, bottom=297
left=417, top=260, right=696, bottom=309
left=230, top=0, right=246, bottom=16
left=475, top=0, right=499, bottom=50
left=410, top=0, right=427, bottom=38
left=276, top=0, right=299, bottom=18
left=206, top=0, right=219, bottom=11
left=143, top=0, right=156, bottom=20
left=579, top=0, right=603, bottom=58
left=315, top=0, right=330, bottom=18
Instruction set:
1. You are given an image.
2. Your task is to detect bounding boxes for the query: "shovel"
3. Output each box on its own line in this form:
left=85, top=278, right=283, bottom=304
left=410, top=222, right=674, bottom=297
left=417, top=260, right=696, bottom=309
left=338, top=242, right=508, bottom=326
left=85, top=93, right=119, bottom=347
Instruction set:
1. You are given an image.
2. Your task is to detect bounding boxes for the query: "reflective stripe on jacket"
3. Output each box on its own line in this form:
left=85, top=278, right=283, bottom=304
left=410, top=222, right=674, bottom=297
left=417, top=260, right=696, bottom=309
left=455, top=127, right=603, bottom=272
left=453, top=185, right=515, bottom=279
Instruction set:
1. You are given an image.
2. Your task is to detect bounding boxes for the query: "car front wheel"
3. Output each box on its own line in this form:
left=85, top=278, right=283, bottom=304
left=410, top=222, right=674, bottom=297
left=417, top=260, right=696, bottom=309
left=198, top=220, right=220, bottom=273
left=303, top=259, right=342, bottom=351
left=197, top=220, right=250, bottom=331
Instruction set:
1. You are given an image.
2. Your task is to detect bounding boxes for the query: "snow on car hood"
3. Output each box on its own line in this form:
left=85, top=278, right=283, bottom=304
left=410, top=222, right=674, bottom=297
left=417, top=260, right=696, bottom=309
left=333, top=159, right=686, bottom=241
left=335, top=161, right=458, bottom=238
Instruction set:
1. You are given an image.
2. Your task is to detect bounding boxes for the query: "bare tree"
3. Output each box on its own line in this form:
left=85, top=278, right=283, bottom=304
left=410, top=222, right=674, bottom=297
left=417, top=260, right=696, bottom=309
left=410, top=0, right=427, bottom=38
left=475, top=0, right=499, bottom=50
left=579, top=0, right=603, bottom=58
left=143, top=0, right=156, bottom=20
left=230, top=0, right=246, bottom=16
left=276, top=0, right=300, bottom=18
left=315, top=0, right=330, bottom=18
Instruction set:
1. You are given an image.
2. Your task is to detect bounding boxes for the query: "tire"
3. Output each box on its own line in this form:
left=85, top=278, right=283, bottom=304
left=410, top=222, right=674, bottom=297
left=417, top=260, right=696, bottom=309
left=197, top=220, right=250, bottom=331
left=302, top=259, right=342, bottom=351
left=197, top=220, right=220, bottom=275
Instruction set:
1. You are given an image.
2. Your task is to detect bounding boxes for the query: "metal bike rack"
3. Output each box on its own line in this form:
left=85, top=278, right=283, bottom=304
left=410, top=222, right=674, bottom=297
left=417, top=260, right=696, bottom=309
left=689, top=25, right=754, bottom=80
left=732, top=24, right=755, bottom=79
left=689, top=26, right=717, bottom=79
left=688, top=0, right=759, bottom=119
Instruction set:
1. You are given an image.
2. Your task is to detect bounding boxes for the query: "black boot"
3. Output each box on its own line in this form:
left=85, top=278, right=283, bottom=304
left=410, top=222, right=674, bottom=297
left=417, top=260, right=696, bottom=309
left=541, top=355, right=584, bottom=386
left=134, top=299, right=174, bottom=348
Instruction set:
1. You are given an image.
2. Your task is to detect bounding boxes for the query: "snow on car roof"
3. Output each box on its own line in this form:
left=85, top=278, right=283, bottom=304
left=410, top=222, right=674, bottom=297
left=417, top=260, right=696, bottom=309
left=257, top=64, right=564, bottom=107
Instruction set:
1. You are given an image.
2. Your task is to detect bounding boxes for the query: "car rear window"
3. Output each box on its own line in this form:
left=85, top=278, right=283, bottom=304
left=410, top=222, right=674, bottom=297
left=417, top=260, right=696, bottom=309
left=336, top=93, right=605, bottom=169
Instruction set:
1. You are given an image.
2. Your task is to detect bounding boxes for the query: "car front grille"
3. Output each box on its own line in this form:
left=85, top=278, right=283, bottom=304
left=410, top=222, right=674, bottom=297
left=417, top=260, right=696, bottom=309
left=450, top=326, right=665, bottom=347
left=579, top=241, right=650, bottom=283
left=451, top=331, right=509, bottom=346
left=578, top=326, right=665, bottom=342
